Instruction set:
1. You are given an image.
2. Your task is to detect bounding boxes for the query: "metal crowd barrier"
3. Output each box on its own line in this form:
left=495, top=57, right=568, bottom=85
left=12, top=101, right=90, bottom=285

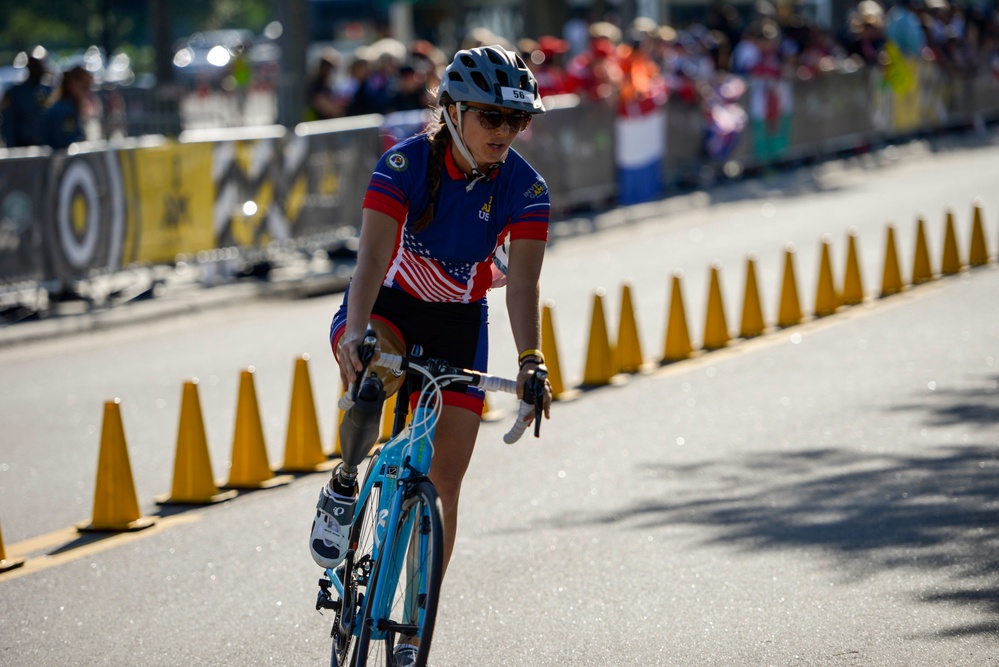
left=1, top=64, right=998, bottom=309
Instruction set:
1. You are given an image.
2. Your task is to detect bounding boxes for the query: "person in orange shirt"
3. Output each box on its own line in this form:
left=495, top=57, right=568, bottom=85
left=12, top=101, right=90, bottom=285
left=616, top=18, right=668, bottom=114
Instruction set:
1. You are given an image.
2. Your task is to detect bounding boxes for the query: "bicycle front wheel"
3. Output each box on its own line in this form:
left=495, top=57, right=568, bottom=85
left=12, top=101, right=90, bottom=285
left=354, top=480, right=444, bottom=667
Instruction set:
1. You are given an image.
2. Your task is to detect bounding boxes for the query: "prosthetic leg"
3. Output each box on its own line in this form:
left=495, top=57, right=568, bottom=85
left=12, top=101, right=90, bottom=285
left=331, top=321, right=406, bottom=493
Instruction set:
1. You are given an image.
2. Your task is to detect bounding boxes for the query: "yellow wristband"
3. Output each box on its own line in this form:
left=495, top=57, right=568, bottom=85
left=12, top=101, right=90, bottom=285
left=518, top=348, right=544, bottom=362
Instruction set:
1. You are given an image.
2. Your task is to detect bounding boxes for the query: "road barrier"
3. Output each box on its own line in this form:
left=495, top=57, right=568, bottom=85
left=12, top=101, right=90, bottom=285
left=3, top=64, right=998, bottom=310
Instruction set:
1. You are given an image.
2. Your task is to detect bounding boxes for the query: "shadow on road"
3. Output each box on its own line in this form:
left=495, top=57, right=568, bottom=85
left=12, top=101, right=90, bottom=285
left=545, top=379, right=999, bottom=638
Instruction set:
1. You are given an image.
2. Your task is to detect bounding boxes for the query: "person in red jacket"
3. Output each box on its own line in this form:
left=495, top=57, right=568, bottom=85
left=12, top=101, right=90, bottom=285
left=565, top=22, right=624, bottom=103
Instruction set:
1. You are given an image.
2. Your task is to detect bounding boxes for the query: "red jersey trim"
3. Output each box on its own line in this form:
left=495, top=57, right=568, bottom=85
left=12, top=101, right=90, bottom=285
left=509, top=221, right=549, bottom=242
left=363, top=191, right=408, bottom=224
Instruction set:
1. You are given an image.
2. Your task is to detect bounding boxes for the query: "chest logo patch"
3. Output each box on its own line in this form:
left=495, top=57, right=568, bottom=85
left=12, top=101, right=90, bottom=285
left=387, top=152, right=408, bottom=172
left=478, top=196, right=492, bottom=221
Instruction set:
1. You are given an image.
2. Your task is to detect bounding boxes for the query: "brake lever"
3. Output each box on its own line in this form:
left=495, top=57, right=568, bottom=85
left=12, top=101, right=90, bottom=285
left=526, top=368, right=547, bottom=438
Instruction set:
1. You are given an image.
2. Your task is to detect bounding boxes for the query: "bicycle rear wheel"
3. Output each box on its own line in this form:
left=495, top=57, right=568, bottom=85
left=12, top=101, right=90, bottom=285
left=354, top=480, right=444, bottom=667
left=330, top=454, right=384, bottom=667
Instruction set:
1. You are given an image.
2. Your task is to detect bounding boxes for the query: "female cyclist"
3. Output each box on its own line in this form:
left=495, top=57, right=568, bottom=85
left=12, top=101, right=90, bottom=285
left=309, top=44, right=553, bottom=665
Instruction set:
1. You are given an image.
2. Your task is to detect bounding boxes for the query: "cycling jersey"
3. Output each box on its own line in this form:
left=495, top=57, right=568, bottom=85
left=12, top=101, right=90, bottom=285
left=362, top=133, right=550, bottom=304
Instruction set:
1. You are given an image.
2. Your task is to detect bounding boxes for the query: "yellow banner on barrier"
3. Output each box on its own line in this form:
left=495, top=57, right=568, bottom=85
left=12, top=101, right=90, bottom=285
left=121, top=142, right=215, bottom=263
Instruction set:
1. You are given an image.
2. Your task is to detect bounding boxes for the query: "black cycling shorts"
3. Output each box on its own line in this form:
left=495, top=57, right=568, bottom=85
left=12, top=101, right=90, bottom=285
left=330, top=285, right=489, bottom=415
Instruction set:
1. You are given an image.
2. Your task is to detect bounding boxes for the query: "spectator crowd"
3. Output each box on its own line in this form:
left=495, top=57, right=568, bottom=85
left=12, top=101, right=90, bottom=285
left=3, top=0, right=999, bottom=151
left=301, top=0, right=999, bottom=120
left=1, top=46, right=94, bottom=150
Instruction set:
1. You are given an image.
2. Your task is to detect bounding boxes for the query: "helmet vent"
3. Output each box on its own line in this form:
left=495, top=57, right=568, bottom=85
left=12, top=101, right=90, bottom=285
left=485, top=48, right=506, bottom=65
left=460, top=54, right=478, bottom=68
left=495, top=70, right=510, bottom=87
left=469, top=71, right=491, bottom=93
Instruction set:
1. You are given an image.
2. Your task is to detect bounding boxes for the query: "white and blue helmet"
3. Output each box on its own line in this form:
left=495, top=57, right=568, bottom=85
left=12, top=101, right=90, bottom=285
left=438, top=45, right=545, bottom=114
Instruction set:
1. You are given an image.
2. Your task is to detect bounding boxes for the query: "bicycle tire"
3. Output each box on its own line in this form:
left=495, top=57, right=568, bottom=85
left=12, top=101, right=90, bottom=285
left=353, top=480, right=444, bottom=667
left=330, top=452, right=384, bottom=667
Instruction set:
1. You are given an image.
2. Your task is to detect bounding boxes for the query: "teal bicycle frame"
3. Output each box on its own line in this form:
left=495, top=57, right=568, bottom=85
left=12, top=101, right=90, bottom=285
left=325, top=397, right=437, bottom=639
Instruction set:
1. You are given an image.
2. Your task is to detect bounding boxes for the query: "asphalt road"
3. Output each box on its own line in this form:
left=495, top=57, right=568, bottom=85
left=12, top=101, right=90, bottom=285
left=1, top=131, right=998, bottom=665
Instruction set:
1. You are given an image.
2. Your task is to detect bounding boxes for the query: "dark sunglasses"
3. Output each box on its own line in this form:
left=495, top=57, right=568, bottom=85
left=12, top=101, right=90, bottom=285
left=459, top=104, right=533, bottom=133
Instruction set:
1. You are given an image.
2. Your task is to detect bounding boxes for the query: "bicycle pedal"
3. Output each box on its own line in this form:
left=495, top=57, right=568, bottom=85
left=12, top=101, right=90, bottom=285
left=316, top=593, right=341, bottom=612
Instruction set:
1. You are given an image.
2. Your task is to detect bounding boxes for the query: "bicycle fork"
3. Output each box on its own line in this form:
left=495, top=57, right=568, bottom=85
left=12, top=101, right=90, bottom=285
left=364, top=482, right=432, bottom=641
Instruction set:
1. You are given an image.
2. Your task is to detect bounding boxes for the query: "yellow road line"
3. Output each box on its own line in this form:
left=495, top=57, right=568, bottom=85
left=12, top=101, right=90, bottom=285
left=0, top=513, right=201, bottom=583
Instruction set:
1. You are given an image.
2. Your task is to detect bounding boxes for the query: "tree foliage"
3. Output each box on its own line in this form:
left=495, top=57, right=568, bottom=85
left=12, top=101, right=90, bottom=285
left=0, top=0, right=274, bottom=57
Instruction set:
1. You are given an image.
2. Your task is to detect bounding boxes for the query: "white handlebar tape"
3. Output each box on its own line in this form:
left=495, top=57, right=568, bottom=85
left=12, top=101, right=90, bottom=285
left=374, top=354, right=405, bottom=372
left=503, top=401, right=535, bottom=444
left=478, top=375, right=518, bottom=394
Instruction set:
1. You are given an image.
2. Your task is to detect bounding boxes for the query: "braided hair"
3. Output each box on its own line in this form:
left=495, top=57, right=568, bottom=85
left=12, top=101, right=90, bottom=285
left=409, top=94, right=455, bottom=233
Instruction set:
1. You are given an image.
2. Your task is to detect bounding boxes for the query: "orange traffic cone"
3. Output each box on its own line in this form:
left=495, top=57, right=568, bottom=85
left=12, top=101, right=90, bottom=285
left=581, top=289, right=616, bottom=387
left=912, top=216, right=934, bottom=284
left=281, top=355, right=336, bottom=473
left=226, top=368, right=293, bottom=489
left=702, top=263, right=729, bottom=350
left=881, top=224, right=904, bottom=297
left=739, top=254, right=766, bottom=338
left=777, top=244, right=802, bottom=327
left=941, top=210, right=964, bottom=275
left=969, top=200, right=989, bottom=266
left=157, top=381, right=237, bottom=505
left=542, top=301, right=574, bottom=400
left=80, top=399, right=157, bottom=532
left=662, top=270, right=692, bottom=363
left=841, top=229, right=865, bottom=306
left=0, top=518, right=25, bottom=572
left=814, top=235, right=839, bottom=317
left=617, top=283, right=645, bottom=373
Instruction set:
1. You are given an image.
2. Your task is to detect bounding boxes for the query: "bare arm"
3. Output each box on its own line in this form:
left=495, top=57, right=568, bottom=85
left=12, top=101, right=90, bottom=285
left=337, top=208, right=398, bottom=386
left=505, top=238, right=552, bottom=419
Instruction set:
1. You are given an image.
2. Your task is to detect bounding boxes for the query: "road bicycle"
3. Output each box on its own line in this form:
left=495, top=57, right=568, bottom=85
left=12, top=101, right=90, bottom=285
left=316, top=331, right=547, bottom=667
